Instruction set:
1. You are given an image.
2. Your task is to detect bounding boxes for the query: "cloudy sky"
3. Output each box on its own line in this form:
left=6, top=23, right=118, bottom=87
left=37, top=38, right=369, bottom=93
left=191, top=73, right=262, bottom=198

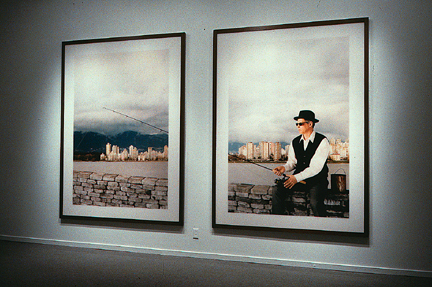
left=219, top=28, right=350, bottom=144
left=73, top=48, right=169, bottom=136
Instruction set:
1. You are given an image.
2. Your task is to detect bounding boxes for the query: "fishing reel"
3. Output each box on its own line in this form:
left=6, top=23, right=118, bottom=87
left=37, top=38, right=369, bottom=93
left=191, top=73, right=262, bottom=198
left=274, top=177, right=288, bottom=184
left=274, top=177, right=289, bottom=191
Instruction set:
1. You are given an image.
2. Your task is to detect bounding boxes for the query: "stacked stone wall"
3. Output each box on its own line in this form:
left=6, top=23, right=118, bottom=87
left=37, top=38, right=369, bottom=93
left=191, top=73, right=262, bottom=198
left=228, top=183, right=349, bottom=218
left=73, top=171, right=168, bottom=209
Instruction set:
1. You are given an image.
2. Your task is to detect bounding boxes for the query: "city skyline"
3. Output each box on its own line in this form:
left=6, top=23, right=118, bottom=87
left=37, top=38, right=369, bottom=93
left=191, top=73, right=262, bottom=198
left=100, top=142, right=168, bottom=162
left=73, top=130, right=168, bottom=155
left=233, top=137, right=349, bottom=162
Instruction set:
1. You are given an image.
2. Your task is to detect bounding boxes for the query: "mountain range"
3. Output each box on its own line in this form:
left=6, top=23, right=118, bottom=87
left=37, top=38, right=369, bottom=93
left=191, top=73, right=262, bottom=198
left=74, top=131, right=168, bottom=154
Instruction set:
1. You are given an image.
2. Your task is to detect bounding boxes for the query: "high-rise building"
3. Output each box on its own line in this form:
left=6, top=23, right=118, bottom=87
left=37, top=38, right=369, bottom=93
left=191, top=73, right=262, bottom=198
left=254, top=145, right=259, bottom=158
left=106, top=143, right=111, bottom=156
left=262, top=141, right=270, bottom=160
left=246, top=142, right=254, bottom=160
left=239, top=145, right=247, bottom=157
left=259, top=141, right=265, bottom=159
left=163, top=145, right=169, bottom=159
left=110, top=145, right=120, bottom=161
left=121, top=149, right=129, bottom=161
left=273, top=142, right=281, bottom=160
left=328, top=139, right=349, bottom=161
left=269, top=142, right=275, bottom=156
left=129, top=145, right=138, bottom=160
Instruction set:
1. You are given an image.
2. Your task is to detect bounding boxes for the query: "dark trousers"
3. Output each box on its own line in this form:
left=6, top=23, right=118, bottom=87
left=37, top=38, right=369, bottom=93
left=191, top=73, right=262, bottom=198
left=272, top=180, right=328, bottom=217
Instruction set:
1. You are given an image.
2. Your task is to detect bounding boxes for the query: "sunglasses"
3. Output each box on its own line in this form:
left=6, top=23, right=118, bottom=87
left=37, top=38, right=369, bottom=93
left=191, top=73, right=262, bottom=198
left=295, top=121, right=309, bottom=126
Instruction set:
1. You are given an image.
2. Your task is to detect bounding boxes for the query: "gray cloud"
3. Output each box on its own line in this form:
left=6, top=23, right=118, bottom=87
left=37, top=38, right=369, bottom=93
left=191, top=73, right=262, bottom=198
left=73, top=49, right=169, bottom=136
left=221, top=33, right=350, bottom=144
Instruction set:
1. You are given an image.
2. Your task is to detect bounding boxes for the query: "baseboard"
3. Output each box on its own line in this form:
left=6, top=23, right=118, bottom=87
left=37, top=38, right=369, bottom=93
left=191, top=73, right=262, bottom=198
left=1, top=234, right=431, bottom=278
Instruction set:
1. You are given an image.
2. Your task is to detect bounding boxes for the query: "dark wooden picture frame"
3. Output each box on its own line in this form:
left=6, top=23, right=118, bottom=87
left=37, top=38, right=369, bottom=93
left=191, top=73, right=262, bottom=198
left=213, top=18, right=368, bottom=233
left=61, top=33, right=185, bottom=225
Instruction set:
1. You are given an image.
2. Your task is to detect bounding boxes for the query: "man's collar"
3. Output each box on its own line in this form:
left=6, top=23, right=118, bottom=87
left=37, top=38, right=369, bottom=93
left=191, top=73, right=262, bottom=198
left=300, top=131, right=316, bottom=142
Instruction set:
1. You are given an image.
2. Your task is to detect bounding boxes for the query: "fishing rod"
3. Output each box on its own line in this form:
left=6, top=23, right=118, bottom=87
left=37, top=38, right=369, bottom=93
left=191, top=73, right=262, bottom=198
left=103, top=107, right=304, bottom=183
left=230, top=153, right=306, bottom=184
left=102, top=107, right=168, bottom=134
left=229, top=153, right=286, bottom=175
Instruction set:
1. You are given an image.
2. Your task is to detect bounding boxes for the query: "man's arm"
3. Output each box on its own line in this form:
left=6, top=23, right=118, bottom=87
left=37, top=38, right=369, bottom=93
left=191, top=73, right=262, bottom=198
left=283, top=143, right=297, bottom=172
left=273, top=143, right=304, bottom=189
left=273, top=141, right=296, bottom=176
left=293, top=138, right=330, bottom=182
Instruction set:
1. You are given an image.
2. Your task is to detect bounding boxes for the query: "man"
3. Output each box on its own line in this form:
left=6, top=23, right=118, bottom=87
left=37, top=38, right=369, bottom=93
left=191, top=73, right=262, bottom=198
left=272, top=110, right=330, bottom=217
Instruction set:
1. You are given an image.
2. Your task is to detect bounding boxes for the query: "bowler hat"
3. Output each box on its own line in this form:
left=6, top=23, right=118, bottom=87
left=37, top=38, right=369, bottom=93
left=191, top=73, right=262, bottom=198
left=294, top=110, right=319, bottom=123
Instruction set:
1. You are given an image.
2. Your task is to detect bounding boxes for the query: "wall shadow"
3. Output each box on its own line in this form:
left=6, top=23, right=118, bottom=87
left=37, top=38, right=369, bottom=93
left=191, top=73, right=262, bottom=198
left=60, top=216, right=184, bottom=234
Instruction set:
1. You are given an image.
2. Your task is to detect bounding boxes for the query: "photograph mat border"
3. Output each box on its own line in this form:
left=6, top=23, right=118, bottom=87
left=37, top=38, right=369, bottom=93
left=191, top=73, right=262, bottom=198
left=213, top=18, right=368, bottom=233
left=61, top=33, right=185, bottom=224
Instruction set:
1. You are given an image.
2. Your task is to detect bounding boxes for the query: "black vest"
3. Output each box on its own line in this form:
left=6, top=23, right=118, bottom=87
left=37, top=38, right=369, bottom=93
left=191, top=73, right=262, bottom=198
left=292, top=132, right=329, bottom=185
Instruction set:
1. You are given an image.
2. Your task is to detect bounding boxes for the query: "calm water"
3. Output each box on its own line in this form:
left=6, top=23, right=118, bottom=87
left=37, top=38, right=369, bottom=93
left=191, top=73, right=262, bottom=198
left=229, top=163, right=349, bottom=188
left=74, top=161, right=168, bottom=178
left=74, top=161, right=348, bottom=188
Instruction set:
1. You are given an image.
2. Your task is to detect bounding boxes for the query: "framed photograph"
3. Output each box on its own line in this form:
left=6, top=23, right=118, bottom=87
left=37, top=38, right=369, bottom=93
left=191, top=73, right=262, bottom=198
left=213, top=18, right=368, bottom=233
left=61, top=33, right=185, bottom=224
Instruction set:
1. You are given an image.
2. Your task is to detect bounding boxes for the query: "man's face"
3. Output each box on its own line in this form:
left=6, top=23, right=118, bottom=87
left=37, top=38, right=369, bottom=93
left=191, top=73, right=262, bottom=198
left=296, top=118, right=313, bottom=135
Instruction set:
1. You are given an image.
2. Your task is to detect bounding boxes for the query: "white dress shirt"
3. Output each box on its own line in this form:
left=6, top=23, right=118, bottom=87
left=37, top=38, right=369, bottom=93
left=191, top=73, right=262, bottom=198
left=283, top=131, right=330, bottom=182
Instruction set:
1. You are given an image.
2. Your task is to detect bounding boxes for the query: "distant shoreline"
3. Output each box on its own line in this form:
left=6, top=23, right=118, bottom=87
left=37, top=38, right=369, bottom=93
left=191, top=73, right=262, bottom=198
left=73, top=160, right=168, bottom=162
left=227, top=160, right=349, bottom=164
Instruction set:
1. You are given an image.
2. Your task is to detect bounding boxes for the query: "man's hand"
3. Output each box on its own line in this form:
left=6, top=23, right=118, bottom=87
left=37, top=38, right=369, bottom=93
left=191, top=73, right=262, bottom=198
left=284, top=175, right=298, bottom=189
left=272, top=166, right=286, bottom=176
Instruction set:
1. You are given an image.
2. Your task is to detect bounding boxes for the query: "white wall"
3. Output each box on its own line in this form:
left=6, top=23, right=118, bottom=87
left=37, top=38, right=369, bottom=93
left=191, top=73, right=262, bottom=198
left=1, top=0, right=431, bottom=276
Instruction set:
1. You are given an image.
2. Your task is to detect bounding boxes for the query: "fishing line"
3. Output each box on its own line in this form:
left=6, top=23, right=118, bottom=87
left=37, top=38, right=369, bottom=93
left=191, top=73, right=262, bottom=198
left=103, top=107, right=169, bottom=134
left=103, top=107, right=297, bottom=182
left=230, top=153, right=288, bottom=177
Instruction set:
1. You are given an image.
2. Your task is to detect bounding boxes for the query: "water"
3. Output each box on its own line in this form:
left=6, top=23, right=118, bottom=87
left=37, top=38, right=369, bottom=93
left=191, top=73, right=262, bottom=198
left=74, top=161, right=349, bottom=188
left=229, top=162, right=349, bottom=188
left=74, top=161, right=168, bottom=178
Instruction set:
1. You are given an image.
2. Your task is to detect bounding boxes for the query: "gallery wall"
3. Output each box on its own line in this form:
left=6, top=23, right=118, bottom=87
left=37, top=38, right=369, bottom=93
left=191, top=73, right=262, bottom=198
left=1, top=0, right=431, bottom=276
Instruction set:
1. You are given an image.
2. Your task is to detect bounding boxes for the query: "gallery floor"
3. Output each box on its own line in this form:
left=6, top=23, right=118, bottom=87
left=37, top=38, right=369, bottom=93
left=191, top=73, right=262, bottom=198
left=1, top=240, right=430, bottom=286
